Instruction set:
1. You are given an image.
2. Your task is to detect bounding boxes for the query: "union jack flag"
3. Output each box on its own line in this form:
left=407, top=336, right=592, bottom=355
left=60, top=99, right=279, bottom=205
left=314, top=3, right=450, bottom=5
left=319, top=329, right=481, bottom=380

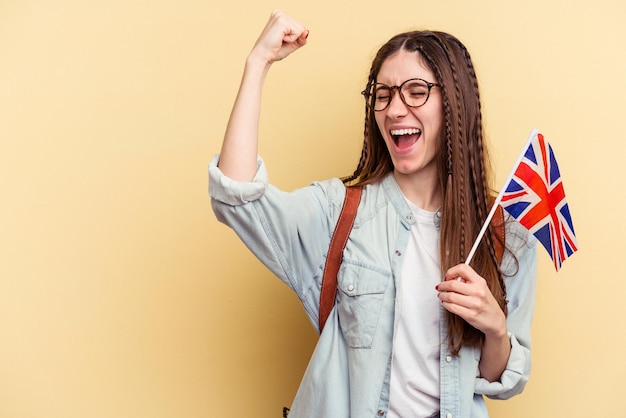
left=500, top=130, right=578, bottom=271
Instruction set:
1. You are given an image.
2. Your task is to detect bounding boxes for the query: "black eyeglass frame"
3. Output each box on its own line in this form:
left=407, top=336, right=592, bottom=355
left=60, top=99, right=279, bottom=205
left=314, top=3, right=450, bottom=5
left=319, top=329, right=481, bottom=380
left=361, top=78, right=441, bottom=112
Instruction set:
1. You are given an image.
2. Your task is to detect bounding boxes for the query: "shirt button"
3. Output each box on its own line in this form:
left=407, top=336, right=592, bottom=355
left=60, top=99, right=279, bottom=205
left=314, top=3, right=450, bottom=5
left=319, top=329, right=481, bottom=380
left=377, top=410, right=385, bottom=416
left=446, top=414, right=453, bottom=418
left=395, top=250, right=402, bottom=256
left=347, top=284, right=355, bottom=292
left=446, top=355, right=452, bottom=363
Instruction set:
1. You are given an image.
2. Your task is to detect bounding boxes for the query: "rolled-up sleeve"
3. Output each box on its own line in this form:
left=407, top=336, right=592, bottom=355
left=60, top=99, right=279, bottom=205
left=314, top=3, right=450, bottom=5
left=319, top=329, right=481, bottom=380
left=208, top=154, right=268, bottom=206
left=475, top=218, right=538, bottom=399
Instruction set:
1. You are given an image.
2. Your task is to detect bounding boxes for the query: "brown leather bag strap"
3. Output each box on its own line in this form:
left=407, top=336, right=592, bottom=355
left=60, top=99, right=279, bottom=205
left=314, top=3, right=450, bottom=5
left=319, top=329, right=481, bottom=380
left=319, top=186, right=362, bottom=333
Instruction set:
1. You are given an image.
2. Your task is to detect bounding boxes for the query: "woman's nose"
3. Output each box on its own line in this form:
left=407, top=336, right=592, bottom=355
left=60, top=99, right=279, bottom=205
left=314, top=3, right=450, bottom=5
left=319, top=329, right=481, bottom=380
left=386, top=89, right=408, bottom=117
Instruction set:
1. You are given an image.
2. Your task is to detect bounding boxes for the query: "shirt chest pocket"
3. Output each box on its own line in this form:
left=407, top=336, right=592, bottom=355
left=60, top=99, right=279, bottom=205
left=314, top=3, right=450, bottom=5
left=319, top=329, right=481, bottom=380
left=336, top=262, right=391, bottom=349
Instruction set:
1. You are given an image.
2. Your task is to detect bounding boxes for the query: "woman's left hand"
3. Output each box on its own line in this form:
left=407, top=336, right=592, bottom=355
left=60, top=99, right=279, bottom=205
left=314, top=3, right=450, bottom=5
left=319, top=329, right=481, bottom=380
left=436, top=263, right=506, bottom=338
left=438, top=264, right=511, bottom=381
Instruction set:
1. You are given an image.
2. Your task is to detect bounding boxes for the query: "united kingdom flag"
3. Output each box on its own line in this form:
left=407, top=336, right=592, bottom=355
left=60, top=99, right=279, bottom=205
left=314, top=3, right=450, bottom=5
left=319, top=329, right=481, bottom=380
left=500, top=130, right=578, bottom=271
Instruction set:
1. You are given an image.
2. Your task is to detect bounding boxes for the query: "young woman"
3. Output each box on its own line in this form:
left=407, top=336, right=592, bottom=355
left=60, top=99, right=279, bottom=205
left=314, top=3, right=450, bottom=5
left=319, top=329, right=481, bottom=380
left=210, top=10, right=537, bottom=418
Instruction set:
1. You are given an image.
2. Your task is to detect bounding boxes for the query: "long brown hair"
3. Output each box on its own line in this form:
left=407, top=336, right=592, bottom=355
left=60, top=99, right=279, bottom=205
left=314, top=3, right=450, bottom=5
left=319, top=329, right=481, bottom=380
left=345, top=31, right=507, bottom=355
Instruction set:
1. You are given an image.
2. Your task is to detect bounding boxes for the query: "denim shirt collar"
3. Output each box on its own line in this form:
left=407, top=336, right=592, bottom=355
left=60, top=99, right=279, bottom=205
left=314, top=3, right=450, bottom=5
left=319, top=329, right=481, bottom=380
left=381, top=173, right=416, bottom=230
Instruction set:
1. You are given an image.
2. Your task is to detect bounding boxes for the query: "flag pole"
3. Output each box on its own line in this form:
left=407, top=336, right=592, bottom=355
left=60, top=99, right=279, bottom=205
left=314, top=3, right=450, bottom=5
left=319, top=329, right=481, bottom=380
left=464, top=129, right=539, bottom=265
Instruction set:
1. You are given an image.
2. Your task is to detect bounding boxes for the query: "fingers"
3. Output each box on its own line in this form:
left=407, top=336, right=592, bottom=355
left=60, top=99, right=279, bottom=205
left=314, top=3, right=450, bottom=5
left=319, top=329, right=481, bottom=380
left=268, top=9, right=307, bottom=41
left=436, top=263, right=505, bottom=334
left=437, top=286, right=487, bottom=313
left=437, top=285, right=502, bottom=335
left=443, top=263, right=480, bottom=284
left=251, top=10, right=309, bottom=65
left=437, top=264, right=488, bottom=301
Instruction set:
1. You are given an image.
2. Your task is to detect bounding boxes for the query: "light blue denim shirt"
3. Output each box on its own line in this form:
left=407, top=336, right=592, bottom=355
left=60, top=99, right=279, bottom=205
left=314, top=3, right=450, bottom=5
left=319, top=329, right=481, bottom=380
left=209, top=155, right=537, bottom=418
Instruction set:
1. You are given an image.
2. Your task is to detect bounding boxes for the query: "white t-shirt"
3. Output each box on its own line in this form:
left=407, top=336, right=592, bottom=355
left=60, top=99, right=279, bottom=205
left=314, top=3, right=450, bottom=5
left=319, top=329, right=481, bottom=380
left=388, top=199, right=441, bottom=418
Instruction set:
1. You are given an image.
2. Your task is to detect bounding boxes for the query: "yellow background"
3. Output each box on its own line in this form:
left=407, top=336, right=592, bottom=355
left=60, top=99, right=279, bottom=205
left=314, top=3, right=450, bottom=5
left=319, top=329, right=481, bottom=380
left=1, top=0, right=624, bottom=417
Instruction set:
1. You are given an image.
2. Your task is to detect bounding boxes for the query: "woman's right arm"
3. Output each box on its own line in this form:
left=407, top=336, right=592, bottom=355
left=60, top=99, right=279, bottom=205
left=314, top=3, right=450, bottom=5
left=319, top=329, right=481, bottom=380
left=218, top=10, right=309, bottom=181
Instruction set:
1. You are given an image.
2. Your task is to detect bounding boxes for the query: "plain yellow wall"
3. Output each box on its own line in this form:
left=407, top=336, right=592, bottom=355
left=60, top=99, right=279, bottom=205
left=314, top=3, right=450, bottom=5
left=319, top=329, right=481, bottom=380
left=1, top=0, right=624, bottom=417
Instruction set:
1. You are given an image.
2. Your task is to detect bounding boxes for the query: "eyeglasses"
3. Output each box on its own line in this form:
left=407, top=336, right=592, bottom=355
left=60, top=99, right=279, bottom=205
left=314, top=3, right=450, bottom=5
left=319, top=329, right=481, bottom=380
left=361, top=78, right=441, bottom=112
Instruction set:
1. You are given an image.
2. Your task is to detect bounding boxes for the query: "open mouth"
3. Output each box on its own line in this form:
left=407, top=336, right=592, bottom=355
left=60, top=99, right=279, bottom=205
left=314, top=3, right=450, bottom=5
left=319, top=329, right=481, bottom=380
left=390, top=128, right=421, bottom=150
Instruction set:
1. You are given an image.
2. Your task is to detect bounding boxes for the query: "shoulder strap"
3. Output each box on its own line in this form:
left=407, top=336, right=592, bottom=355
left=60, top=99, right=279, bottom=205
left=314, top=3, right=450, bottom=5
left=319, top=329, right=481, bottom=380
left=319, top=186, right=362, bottom=333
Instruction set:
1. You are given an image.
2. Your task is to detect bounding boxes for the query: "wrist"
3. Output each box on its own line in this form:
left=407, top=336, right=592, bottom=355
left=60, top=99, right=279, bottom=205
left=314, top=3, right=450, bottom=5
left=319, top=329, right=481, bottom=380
left=484, top=328, right=508, bottom=345
left=483, top=314, right=508, bottom=341
left=246, top=50, right=273, bottom=72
